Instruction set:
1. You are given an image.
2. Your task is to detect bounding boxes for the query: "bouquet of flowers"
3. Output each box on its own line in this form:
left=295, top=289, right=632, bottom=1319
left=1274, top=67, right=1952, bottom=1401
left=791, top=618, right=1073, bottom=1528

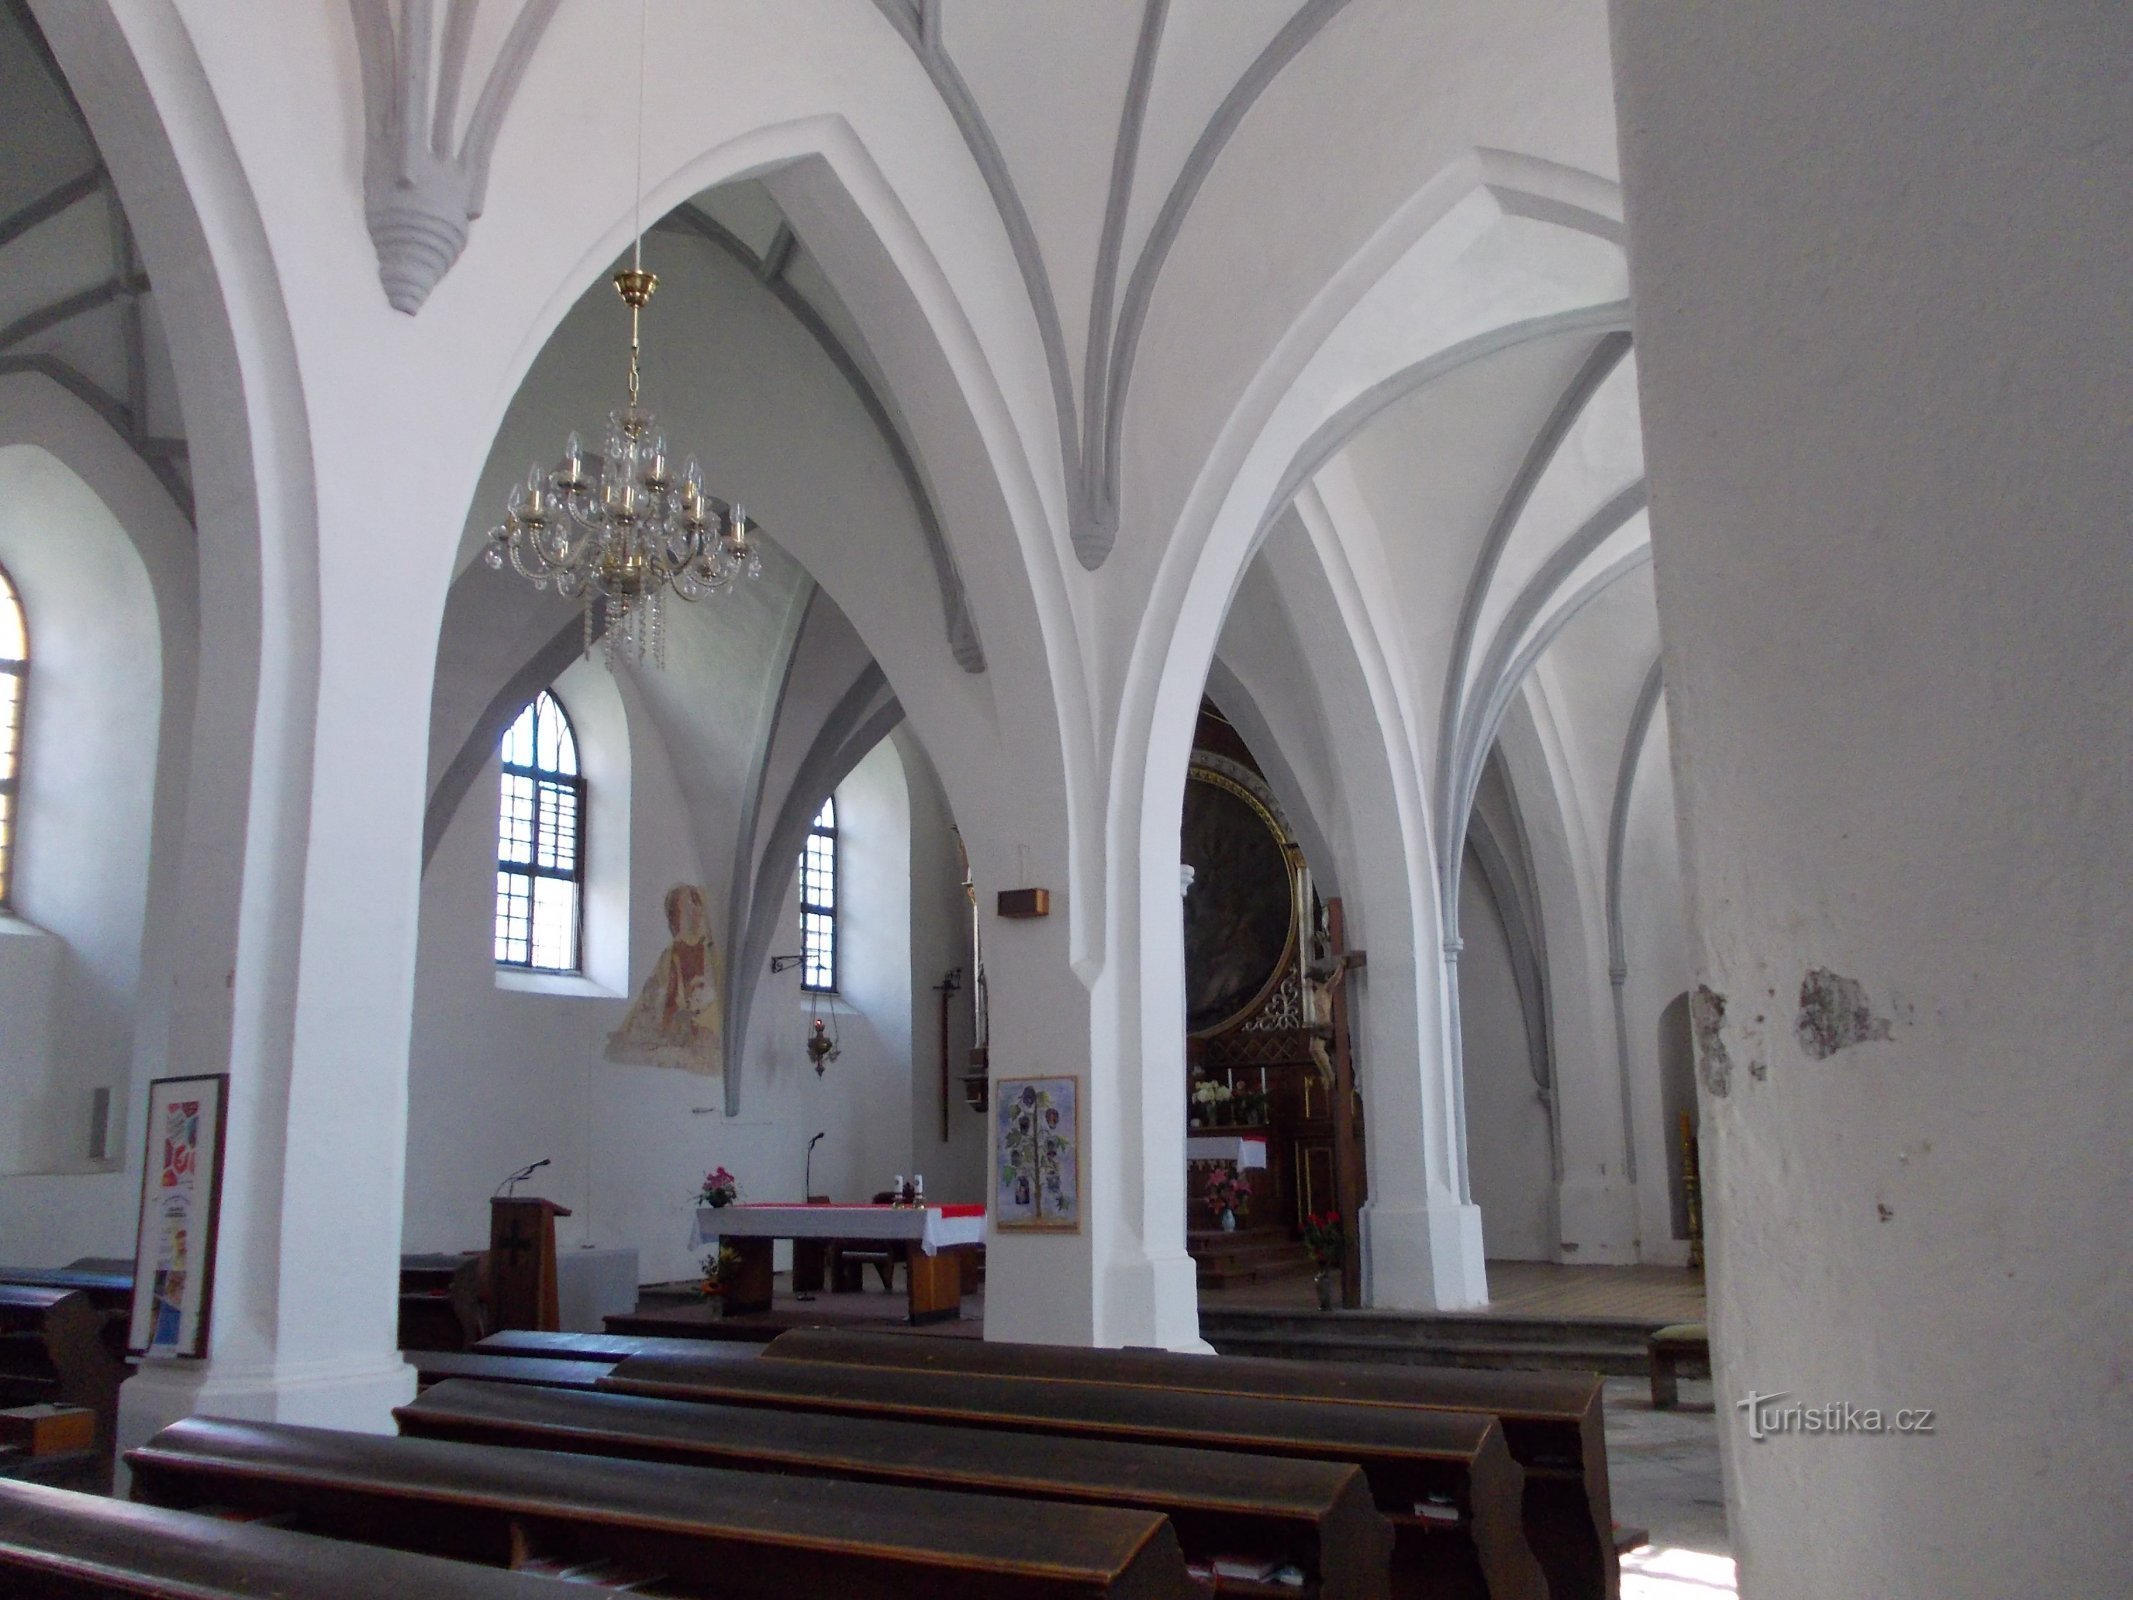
left=698, top=1165, right=739, bottom=1208
left=1302, top=1210, right=1345, bottom=1270
left=1190, top=1079, right=1234, bottom=1124
left=1203, top=1167, right=1252, bottom=1222
left=699, top=1243, right=741, bottom=1296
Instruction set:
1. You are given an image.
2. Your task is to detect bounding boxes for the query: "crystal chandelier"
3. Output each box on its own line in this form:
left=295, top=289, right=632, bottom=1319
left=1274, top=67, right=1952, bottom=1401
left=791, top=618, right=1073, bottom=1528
left=483, top=5, right=758, bottom=668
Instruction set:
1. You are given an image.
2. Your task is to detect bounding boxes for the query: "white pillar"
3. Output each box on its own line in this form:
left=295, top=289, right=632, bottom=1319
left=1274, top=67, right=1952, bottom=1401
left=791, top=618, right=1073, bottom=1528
left=1614, top=5, right=2133, bottom=1593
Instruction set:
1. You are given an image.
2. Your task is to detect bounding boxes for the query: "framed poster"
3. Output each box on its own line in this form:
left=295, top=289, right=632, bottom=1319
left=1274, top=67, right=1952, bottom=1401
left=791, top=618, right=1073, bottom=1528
left=127, top=1074, right=230, bottom=1358
left=996, top=1075, right=1079, bottom=1231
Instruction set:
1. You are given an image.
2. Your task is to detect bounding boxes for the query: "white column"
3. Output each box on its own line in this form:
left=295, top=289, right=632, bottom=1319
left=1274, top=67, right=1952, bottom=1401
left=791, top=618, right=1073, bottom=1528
left=1615, top=5, right=2133, bottom=1593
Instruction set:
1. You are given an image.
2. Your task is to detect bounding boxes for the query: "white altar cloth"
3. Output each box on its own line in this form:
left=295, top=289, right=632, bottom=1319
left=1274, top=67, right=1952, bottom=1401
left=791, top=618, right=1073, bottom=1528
left=692, top=1203, right=986, bottom=1256
left=1185, top=1134, right=1269, bottom=1169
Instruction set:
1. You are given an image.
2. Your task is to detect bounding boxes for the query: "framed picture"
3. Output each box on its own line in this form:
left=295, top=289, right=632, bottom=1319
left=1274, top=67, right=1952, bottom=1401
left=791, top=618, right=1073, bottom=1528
left=127, top=1074, right=230, bottom=1358
left=995, top=1075, right=1079, bottom=1232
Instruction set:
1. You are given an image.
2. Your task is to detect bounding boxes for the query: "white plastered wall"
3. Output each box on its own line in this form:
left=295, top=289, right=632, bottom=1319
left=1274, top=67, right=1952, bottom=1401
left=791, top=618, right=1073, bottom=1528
left=406, top=684, right=950, bottom=1284
left=0, top=378, right=197, bottom=1260
left=1614, top=5, right=2133, bottom=1590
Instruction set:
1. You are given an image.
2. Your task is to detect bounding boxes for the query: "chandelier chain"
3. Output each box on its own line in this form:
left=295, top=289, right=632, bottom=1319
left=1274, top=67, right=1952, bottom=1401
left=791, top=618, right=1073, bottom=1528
left=481, top=0, right=761, bottom=669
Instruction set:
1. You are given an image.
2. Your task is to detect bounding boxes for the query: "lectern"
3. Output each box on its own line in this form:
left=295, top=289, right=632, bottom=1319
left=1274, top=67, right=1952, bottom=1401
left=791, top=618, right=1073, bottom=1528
left=488, top=1196, right=571, bottom=1331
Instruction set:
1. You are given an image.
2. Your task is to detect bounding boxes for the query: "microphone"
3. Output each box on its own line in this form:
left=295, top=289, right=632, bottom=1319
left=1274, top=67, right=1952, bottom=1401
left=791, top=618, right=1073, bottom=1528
left=494, top=1158, right=551, bottom=1199
left=796, top=1132, right=829, bottom=1304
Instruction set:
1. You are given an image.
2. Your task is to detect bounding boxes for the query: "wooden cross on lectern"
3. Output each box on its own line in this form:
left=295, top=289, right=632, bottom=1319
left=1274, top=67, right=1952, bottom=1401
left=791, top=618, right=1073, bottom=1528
left=494, top=1218, right=535, bottom=1270
left=488, top=1196, right=570, bottom=1331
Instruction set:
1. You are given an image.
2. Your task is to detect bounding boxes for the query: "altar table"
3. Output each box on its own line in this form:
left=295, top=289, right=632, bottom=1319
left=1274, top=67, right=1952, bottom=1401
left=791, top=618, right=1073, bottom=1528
left=1183, top=1134, right=1268, bottom=1170
left=694, top=1204, right=985, bottom=1323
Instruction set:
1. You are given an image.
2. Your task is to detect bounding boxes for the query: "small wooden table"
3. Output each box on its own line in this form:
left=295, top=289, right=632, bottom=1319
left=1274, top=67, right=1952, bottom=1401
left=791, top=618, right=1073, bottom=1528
left=693, top=1204, right=984, bottom=1323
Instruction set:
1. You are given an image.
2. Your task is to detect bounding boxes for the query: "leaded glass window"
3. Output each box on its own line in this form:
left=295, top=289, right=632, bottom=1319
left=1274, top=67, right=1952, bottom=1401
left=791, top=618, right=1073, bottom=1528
left=0, top=565, right=23, bottom=908
left=798, top=794, right=836, bottom=992
left=495, top=690, right=584, bottom=971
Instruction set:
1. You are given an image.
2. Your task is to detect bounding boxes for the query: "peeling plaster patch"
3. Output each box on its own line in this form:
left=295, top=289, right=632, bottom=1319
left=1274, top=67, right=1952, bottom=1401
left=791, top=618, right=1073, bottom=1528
left=1749, top=1057, right=1768, bottom=1082
left=1796, top=968, right=1895, bottom=1058
left=1691, top=985, right=1732, bottom=1097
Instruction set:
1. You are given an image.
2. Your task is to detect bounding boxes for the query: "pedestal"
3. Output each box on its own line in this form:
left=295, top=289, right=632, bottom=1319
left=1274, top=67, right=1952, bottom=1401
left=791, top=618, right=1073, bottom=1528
left=488, top=1197, right=571, bottom=1332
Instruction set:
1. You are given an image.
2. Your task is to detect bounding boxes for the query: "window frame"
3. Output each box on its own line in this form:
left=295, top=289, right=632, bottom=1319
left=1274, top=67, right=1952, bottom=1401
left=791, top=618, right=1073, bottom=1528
left=0, top=561, right=26, bottom=912
left=494, top=689, right=587, bottom=975
left=798, top=794, right=837, bottom=994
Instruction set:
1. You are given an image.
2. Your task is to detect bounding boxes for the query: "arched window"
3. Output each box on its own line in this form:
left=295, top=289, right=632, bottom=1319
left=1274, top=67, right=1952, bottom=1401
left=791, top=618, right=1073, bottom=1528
left=799, top=794, right=837, bottom=992
left=495, top=689, right=584, bottom=972
left=0, top=564, right=25, bottom=909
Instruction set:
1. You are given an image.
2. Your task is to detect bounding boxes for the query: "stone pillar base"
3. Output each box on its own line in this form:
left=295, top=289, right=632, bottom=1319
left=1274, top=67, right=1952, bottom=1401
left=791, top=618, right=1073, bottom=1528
left=1102, top=1247, right=1212, bottom=1352
left=1362, top=1198, right=1487, bottom=1309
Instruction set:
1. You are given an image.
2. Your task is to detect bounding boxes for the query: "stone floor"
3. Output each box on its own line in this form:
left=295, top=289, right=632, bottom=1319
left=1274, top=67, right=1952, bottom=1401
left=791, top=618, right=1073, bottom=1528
left=1200, top=1258, right=1710, bottom=1321
left=1605, top=1375, right=1737, bottom=1598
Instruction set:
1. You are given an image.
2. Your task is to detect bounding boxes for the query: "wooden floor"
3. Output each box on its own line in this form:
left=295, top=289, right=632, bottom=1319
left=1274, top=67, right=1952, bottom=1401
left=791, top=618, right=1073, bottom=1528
left=1201, top=1260, right=1708, bottom=1323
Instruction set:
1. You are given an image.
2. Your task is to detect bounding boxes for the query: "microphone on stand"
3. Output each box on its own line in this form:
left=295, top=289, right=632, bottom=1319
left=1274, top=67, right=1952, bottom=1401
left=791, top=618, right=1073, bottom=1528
left=493, top=1157, right=550, bottom=1199
left=797, top=1132, right=829, bottom=1303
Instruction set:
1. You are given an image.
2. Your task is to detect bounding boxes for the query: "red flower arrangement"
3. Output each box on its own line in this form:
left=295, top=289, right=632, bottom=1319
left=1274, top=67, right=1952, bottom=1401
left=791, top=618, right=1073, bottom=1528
left=698, top=1166, right=739, bottom=1208
left=1302, top=1210, right=1345, bottom=1270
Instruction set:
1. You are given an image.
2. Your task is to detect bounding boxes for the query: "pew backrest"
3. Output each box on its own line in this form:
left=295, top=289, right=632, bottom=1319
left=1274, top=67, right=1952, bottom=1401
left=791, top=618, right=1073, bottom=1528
left=472, top=1329, right=756, bottom=1364
left=763, top=1328, right=1614, bottom=1600
left=604, top=1349, right=1545, bottom=1600
left=407, top=1351, right=615, bottom=1391
left=129, top=1415, right=1195, bottom=1600
left=0, top=1477, right=588, bottom=1599
left=398, top=1376, right=1395, bottom=1600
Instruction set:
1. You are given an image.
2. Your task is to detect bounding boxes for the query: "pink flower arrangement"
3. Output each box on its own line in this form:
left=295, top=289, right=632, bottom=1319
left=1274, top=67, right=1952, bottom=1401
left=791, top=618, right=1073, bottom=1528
left=698, top=1166, right=739, bottom=1208
left=1203, top=1167, right=1252, bottom=1222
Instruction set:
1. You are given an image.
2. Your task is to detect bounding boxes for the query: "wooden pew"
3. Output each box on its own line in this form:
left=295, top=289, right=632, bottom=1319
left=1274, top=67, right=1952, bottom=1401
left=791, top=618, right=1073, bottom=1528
left=0, top=1287, right=125, bottom=1482
left=604, top=1349, right=1542, bottom=1600
left=0, top=1476, right=593, bottom=1598
left=399, top=1253, right=487, bottom=1352
left=0, top=1268, right=132, bottom=1317
left=0, top=1267, right=134, bottom=1364
left=399, top=1376, right=1395, bottom=1599
left=472, top=1329, right=759, bottom=1365
left=764, top=1329, right=1616, bottom=1600
left=405, top=1351, right=614, bottom=1393
left=127, top=1415, right=1194, bottom=1600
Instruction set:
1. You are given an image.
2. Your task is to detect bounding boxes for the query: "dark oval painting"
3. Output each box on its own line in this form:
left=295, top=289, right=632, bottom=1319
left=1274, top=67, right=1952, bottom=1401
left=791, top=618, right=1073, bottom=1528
left=1182, top=772, right=1295, bottom=1035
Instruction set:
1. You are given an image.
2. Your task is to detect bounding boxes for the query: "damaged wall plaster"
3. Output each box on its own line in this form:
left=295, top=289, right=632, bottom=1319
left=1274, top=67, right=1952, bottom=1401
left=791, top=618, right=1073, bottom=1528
left=1691, top=983, right=1731, bottom=1097
left=1796, top=967, right=1894, bottom=1058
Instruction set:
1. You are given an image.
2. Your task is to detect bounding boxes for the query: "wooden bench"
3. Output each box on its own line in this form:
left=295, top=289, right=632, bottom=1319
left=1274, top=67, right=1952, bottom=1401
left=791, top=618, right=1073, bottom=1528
left=0, top=1287, right=125, bottom=1482
left=1646, top=1324, right=1709, bottom=1409
left=763, top=1328, right=1616, bottom=1600
left=0, top=1266, right=134, bottom=1364
left=604, top=1349, right=1543, bottom=1600
left=0, top=1476, right=591, bottom=1598
left=472, top=1329, right=758, bottom=1365
left=399, top=1376, right=1395, bottom=1598
left=399, top=1253, right=488, bottom=1353
left=405, top=1351, right=614, bottom=1392
left=128, top=1415, right=1194, bottom=1599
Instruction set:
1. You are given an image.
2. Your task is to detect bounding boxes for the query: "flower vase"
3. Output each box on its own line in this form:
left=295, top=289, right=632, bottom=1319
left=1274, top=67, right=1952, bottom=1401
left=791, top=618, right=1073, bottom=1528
left=1220, top=1207, right=1237, bottom=1233
left=1314, top=1271, right=1336, bottom=1311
